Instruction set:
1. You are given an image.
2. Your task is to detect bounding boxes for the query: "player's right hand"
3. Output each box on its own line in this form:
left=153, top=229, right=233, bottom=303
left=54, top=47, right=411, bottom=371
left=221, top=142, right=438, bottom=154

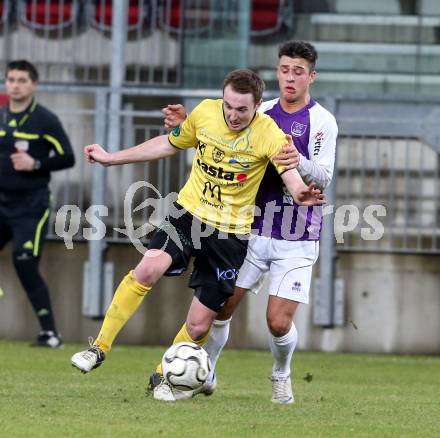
left=294, top=182, right=326, bottom=206
left=84, top=144, right=111, bottom=166
left=162, top=104, right=187, bottom=129
left=272, top=134, right=299, bottom=170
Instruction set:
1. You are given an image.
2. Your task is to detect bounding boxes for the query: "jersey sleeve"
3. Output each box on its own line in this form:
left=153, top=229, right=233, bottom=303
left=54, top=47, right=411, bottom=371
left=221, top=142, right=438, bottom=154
left=167, top=102, right=203, bottom=150
left=40, top=114, right=75, bottom=172
left=263, top=118, right=290, bottom=175
left=298, top=108, right=338, bottom=190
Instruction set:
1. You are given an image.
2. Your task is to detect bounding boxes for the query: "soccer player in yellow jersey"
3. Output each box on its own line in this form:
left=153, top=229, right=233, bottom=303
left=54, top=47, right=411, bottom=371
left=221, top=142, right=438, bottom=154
left=71, top=69, right=324, bottom=401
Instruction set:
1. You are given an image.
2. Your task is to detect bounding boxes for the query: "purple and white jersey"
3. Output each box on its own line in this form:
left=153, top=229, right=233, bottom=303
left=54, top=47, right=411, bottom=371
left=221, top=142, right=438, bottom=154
left=252, top=98, right=338, bottom=241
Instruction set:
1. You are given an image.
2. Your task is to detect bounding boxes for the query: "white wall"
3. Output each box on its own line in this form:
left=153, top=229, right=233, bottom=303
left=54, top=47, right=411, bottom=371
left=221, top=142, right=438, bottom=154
left=1, top=242, right=440, bottom=354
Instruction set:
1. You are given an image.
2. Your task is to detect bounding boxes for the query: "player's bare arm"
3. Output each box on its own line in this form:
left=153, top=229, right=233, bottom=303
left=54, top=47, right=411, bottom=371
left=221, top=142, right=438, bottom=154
left=84, top=134, right=178, bottom=166
left=162, top=104, right=187, bottom=129
left=281, top=168, right=325, bottom=206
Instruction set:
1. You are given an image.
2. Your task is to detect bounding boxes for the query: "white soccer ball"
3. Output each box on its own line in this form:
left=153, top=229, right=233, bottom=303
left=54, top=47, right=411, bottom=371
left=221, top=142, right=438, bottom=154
left=162, top=342, right=211, bottom=391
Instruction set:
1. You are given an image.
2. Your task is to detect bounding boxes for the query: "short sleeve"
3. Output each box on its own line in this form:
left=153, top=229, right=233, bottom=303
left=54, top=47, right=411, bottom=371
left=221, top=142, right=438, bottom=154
left=264, top=120, right=290, bottom=175
left=168, top=103, right=201, bottom=150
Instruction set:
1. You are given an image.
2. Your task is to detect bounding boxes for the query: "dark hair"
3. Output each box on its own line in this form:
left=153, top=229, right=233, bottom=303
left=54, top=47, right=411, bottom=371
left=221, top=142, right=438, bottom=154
left=278, top=40, right=318, bottom=71
left=6, top=60, right=39, bottom=82
left=223, top=69, right=265, bottom=104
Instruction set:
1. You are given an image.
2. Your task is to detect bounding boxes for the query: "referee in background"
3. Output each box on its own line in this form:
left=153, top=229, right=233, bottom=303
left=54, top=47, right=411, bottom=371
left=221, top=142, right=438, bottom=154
left=0, top=60, right=75, bottom=347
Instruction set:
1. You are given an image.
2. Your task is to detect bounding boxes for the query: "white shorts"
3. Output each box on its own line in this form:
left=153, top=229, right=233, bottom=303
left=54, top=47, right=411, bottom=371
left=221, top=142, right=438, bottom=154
left=235, top=235, right=319, bottom=304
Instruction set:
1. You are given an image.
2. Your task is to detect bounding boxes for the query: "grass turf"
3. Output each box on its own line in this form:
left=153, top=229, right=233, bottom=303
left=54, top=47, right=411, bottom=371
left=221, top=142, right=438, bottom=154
left=0, top=340, right=439, bottom=437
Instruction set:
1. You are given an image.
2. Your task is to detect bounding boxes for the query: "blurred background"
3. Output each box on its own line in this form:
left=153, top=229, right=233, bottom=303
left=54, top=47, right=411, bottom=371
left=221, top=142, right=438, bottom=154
left=1, top=0, right=440, bottom=354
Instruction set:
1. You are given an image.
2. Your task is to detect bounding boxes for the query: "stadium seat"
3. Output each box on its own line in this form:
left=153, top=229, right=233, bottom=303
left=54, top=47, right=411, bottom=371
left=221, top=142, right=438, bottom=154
left=251, top=0, right=291, bottom=36
left=88, top=0, right=149, bottom=33
left=157, top=0, right=211, bottom=35
left=18, top=0, right=81, bottom=30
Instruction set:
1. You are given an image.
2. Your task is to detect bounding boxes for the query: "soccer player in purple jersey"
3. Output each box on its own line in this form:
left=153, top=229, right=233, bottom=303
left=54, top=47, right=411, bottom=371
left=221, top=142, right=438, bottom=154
left=158, top=41, right=338, bottom=403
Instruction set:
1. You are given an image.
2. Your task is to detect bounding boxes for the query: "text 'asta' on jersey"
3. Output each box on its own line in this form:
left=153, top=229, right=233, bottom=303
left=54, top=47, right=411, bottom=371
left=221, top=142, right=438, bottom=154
left=196, top=158, right=248, bottom=183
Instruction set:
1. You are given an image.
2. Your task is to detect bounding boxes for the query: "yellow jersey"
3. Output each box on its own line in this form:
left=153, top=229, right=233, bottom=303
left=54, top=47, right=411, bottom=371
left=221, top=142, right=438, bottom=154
left=168, top=99, right=288, bottom=234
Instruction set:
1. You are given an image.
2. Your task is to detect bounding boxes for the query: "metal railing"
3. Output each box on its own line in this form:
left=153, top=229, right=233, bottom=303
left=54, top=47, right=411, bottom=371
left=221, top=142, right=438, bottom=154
left=0, top=0, right=298, bottom=88
left=45, top=91, right=440, bottom=256
left=335, top=135, right=440, bottom=254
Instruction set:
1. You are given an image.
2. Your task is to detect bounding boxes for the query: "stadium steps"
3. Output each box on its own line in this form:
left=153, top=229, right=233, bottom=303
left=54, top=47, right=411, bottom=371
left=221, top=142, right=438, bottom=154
left=254, top=39, right=440, bottom=96
left=295, top=14, right=440, bottom=44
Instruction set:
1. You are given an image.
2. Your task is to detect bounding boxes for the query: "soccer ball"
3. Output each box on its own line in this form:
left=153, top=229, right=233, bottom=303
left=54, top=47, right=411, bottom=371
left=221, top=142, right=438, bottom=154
left=161, top=342, right=211, bottom=391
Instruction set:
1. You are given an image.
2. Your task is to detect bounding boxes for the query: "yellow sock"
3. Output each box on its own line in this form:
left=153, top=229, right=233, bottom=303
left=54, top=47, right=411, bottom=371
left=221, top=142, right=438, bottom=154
left=95, top=270, right=151, bottom=353
left=156, top=323, right=210, bottom=375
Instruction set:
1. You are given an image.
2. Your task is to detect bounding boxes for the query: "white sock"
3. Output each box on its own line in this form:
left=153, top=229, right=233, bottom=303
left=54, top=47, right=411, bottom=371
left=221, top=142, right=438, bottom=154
left=204, top=318, right=231, bottom=374
left=268, top=322, right=298, bottom=378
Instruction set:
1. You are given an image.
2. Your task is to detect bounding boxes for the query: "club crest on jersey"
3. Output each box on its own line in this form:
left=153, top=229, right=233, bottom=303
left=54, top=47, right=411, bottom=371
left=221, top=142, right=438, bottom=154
left=15, top=140, right=29, bottom=152
left=291, top=121, right=307, bottom=137
left=212, top=147, right=225, bottom=163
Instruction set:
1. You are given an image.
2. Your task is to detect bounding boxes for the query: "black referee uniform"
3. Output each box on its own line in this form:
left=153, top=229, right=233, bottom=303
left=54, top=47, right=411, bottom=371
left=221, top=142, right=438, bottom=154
left=0, top=98, right=74, bottom=343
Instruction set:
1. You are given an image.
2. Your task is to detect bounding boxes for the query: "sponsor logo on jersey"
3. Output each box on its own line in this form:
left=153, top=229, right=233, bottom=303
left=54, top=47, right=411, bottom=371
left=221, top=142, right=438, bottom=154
left=313, top=131, right=324, bottom=156
left=171, top=126, right=181, bottom=137
left=198, top=141, right=206, bottom=156
left=228, top=158, right=251, bottom=169
left=291, top=121, right=307, bottom=137
left=199, top=127, right=252, bottom=152
left=292, top=281, right=302, bottom=292
left=23, top=240, right=33, bottom=250
left=216, top=268, right=239, bottom=281
left=203, top=181, right=222, bottom=202
left=196, top=158, right=248, bottom=182
left=232, top=128, right=252, bottom=152
left=212, top=147, right=225, bottom=163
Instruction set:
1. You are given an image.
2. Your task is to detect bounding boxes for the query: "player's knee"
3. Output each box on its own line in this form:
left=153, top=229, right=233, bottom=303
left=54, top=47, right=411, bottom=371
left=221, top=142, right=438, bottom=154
left=186, top=319, right=210, bottom=341
left=133, top=265, right=160, bottom=286
left=267, top=316, right=291, bottom=337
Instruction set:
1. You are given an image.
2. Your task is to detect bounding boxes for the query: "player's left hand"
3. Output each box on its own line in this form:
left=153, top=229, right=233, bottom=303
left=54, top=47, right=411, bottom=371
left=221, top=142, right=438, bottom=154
left=272, top=135, right=299, bottom=169
left=10, top=150, right=35, bottom=171
left=294, top=182, right=326, bottom=206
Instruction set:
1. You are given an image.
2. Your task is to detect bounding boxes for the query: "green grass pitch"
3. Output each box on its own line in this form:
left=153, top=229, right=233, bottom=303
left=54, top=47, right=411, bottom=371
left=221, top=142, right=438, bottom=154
left=1, top=340, right=439, bottom=437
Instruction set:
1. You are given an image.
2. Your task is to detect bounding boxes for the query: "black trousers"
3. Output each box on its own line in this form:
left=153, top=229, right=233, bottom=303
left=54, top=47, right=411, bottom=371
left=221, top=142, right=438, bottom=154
left=0, top=187, right=57, bottom=332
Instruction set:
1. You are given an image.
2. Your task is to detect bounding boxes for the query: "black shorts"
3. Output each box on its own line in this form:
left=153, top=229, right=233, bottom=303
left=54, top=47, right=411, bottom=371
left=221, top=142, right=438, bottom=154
left=148, top=203, right=248, bottom=312
left=0, top=187, right=50, bottom=256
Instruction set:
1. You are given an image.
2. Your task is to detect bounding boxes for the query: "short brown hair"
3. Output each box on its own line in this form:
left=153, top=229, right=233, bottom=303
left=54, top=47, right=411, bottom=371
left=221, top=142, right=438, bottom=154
left=278, top=40, right=318, bottom=72
left=6, top=60, right=39, bottom=82
left=223, top=69, right=265, bottom=104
